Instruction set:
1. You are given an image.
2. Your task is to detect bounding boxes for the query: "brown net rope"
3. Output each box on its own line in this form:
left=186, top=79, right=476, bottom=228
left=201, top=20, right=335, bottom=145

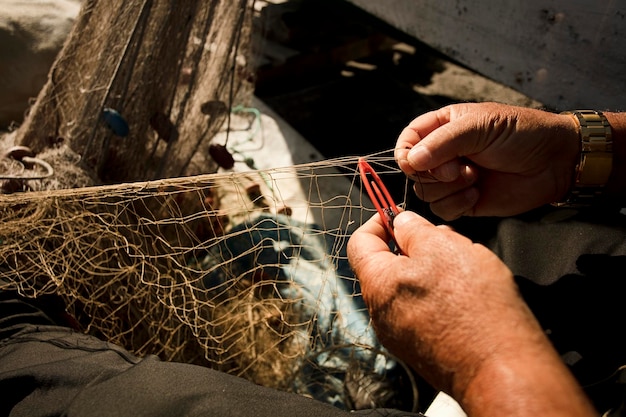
left=13, top=0, right=255, bottom=182
left=0, top=0, right=419, bottom=411
left=0, top=152, right=418, bottom=411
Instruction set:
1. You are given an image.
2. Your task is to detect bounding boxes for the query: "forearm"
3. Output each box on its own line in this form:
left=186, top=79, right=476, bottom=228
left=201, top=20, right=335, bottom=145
left=422, top=295, right=600, bottom=417
left=604, top=112, right=626, bottom=200
left=458, top=348, right=597, bottom=417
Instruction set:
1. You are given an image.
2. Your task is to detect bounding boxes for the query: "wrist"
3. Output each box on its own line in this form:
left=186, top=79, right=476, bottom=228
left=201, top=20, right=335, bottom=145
left=553, top=110, right=615, bottom=207
left=553, top=112, right=585, bottom=202
left=603, top=112, right=626, bottom=201
left=447, top=304, right=549, bottom=403
left=450, top=307, right=598, bottom=417
left=458, top=346, right=597, bottom=417
left=443, top=298, right=597, bottom=416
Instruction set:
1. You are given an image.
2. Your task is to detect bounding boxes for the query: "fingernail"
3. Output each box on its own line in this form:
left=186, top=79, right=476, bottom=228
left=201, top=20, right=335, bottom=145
left=393, top=210, right=419, bottom=227
left=407, top=145, right=431, bottom=169
left=461, top=164, right=477, bottom=184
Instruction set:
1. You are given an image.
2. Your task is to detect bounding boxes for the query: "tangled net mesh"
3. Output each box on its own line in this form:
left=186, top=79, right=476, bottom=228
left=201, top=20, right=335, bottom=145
left=12, top=0, right=256, bottom=182
left=1, top=0, right=420, bottom=411
left=0, top=152, right=418, bottom=411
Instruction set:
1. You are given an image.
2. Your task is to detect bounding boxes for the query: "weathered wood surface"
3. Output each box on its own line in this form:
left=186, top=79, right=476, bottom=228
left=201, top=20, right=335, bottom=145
left=345, top=0, right=626, bottom=110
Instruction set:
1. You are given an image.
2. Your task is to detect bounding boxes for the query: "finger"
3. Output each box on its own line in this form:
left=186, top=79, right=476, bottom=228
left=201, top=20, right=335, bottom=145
left=403, top=159, right=464, bottom=184
left=348, top=213, right=399, bottom=272
left=436, top=224, right=455, bottom=232
left=404, top=108, right=452, bottom=139
left=395, top=129, right=419, bottom=177
left=396, top=110, right=449, bottom=149
left=348, top=241, right=402, bottom=304
left=392, top=209, right=434, bottom=229
left=413, top=164, right=477, bottom=202
left=350, top=212, right=388, bottom=242
left=391, top=210, right=438, bottom=257
left=395, top=110, right=451, bottom=176
left=429, top=187, right=480, bottom=221
left=405, top=108, right=488, bottom=172
left=426, top=159, right=462, bottom=182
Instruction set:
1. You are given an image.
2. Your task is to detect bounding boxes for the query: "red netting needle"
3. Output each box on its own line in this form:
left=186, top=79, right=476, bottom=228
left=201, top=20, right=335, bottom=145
left=358, top=157, right=404, bottom=255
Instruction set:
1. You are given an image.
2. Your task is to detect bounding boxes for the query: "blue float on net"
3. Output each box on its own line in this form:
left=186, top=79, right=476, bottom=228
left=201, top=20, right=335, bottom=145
left=102, top=107, right=129, bottom=137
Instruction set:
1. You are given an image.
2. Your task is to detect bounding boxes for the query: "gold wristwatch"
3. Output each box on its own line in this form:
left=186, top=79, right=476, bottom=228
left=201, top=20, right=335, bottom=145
left=554, top=110, right=613, bottom=207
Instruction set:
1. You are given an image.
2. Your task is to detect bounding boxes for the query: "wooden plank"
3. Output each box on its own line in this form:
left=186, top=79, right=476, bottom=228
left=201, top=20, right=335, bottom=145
left=344, top=0, right=626, bottom=110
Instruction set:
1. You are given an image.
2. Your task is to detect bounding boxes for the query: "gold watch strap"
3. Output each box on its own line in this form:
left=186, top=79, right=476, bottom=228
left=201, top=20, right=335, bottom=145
left=554, top=110, right=613, bottom=207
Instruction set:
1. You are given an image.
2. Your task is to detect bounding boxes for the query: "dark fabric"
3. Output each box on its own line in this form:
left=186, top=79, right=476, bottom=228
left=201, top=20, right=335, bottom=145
left=0, top=293, right=421, bottom=417
left=4, top=203, right=626, bottom=416
left=451, top=204, right=626, bottom=414
left=486, top=205, right=626, bottom=285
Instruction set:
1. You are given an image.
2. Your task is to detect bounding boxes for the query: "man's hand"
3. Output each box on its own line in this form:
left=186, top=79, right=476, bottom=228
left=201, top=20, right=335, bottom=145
left=347, top=210, right=597, bottom=416
left=394, top=102, right=580, bottom=220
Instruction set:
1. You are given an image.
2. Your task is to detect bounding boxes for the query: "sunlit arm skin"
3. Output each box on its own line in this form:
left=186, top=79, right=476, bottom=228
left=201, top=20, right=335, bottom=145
left=347, top=210, right=598, bottom=417
left=394, top=102, right=626, bottom=220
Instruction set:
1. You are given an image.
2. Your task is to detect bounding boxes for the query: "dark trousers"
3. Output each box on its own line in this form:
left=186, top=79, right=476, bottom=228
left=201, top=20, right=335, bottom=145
left=0, top=292, right=420, bottom=417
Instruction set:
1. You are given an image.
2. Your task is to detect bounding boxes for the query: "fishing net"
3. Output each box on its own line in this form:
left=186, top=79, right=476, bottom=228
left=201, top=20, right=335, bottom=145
left=0, top=0, right=419, bottom=412
left=11, top=0, right=256, bottom=182
left=0, top=151, right=418, bottom=411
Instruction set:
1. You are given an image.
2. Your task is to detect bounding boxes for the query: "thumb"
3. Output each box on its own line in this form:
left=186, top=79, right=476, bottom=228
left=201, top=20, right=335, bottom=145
left=393, top=210, right=428, bottom=229
left=403, top=109, right=486, bottom=173
left=392, top=210, right=435, bottom=255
